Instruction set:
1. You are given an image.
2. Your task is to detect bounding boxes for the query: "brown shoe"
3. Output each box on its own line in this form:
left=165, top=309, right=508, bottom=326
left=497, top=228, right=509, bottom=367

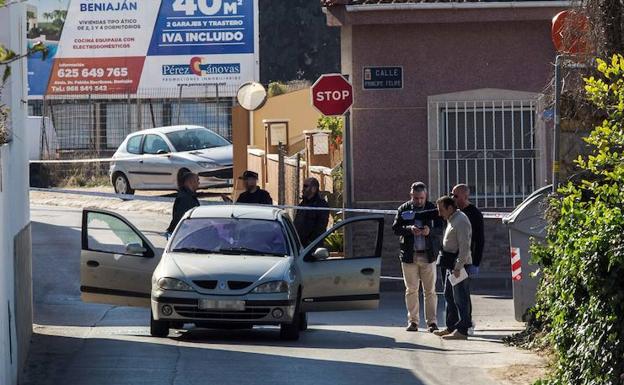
left=433, top=329, right=452, bottom=337
left=442, top=330, right=468, bottom=340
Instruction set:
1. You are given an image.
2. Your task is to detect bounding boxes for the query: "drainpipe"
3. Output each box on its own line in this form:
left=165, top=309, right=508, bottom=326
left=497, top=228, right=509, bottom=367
left=552, top=55, right=562, bottom=191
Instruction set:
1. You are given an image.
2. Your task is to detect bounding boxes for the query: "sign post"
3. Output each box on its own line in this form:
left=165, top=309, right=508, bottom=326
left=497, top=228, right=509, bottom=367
left=311, top=73, right=354, bottom=210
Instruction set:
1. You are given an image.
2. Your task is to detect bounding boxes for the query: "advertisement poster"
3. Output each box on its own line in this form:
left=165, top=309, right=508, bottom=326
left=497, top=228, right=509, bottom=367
left=27, top=0, right=258, bottom=98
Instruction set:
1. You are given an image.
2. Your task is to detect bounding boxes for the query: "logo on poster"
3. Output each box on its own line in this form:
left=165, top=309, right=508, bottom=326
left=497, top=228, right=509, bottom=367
left=161, top=57, right=240, bottom=76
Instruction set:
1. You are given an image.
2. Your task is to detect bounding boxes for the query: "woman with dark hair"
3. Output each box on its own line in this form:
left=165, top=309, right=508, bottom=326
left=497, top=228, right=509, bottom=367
left=166, top=171, right=200, bottom=237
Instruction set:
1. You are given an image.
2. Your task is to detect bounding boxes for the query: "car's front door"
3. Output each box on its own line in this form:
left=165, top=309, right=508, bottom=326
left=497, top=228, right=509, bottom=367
left=80, top=209, right=159, bottom=307
left=298, top=215, right=384, bottom=312
left=138, top=134, right=175, bottom=187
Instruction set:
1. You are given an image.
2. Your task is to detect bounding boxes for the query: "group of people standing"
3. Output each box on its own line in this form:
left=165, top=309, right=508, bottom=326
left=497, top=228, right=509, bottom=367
left=393, top=182, right=484, bottom=340
left=166, top=169, right=329, bottom=247
left=167, top=170, right=483, bottom=341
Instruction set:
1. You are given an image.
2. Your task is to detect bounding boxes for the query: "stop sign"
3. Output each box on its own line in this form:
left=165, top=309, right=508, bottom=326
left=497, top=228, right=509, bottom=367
left=311, top=74, right=353, bottom=116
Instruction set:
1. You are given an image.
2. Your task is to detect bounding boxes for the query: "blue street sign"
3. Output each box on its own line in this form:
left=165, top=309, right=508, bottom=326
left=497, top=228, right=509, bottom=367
left=363, top=66, right=403, bottom=90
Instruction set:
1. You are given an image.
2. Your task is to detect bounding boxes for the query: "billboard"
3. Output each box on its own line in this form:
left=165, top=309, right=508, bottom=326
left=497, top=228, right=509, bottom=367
left=27, top=0, right=258, bottom=98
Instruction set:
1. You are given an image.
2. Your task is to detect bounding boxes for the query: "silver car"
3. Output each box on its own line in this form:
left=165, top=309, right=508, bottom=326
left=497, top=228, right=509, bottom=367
left=110, top=125, right=233, bottom=194
left=79, top=205, right=384, bottom=340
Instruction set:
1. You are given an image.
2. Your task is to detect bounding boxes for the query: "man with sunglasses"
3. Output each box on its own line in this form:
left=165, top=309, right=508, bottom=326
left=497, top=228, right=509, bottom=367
left=294, top=177, right=330, bottom=247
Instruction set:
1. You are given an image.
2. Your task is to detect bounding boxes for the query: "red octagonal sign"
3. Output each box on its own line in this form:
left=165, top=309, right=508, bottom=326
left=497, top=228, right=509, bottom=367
left=311, top=74, right=353, bottom=116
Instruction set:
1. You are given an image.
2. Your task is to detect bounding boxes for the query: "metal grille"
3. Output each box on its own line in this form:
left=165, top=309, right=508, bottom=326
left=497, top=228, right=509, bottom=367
left=28, top=84, right=237, bottom=156
left=428, top=100, right=538, bottom=210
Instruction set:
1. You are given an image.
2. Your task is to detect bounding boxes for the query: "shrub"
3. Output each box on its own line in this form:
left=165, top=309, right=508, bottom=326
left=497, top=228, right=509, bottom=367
left=530, top=55, right=624, bottom=385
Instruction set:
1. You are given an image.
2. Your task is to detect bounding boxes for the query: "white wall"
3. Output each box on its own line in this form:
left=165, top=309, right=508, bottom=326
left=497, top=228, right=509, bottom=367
left=0, top=3, right=31, bottom=385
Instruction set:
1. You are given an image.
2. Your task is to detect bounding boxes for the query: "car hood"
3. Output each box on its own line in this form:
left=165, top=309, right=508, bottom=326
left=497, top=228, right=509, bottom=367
left=164, top=252, right=291, bottom=293
left=175, top=145, right=233, bottom=166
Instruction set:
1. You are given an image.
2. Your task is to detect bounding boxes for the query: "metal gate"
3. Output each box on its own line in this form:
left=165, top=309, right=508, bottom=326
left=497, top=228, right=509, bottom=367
left=428, top=99, right=538, bottom=210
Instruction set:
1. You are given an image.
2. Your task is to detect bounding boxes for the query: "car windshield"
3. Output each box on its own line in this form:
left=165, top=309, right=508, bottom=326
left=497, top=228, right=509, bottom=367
left=166, top=128, right=230, bottom=152
left=170, top=218, right=288, bottom=257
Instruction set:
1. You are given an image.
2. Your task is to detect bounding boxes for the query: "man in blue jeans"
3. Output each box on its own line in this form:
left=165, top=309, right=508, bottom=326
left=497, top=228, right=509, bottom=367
left=433, top=196, right=473, bottom=340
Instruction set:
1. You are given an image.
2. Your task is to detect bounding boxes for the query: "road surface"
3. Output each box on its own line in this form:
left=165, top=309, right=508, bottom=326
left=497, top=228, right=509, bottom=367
left=23, top=205, right=541, bottom=385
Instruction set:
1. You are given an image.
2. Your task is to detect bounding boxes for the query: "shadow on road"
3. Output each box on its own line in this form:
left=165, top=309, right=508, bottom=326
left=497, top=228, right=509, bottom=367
left=171, top=326, right=449, bottom=352
left=22, top=332, right=425, bottom=385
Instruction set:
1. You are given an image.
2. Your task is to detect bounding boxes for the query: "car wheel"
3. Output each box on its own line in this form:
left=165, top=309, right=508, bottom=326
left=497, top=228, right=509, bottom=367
left=171, top=321, right=184, bottom=329
left=113, top=173, right=135, bottom=195
left=280, top=299, right=302, bottom=341
left=299, top=312, right=308, bottom=331
left=150, top=311, right=169, bottom=337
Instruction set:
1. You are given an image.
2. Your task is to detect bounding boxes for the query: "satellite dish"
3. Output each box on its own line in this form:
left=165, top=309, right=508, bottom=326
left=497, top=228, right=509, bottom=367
left=236, top=82, right=267, bottom=111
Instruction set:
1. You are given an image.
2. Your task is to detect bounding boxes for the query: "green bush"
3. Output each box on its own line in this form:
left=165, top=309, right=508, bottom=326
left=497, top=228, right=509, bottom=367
left=530, top=55, right=624, bottom=385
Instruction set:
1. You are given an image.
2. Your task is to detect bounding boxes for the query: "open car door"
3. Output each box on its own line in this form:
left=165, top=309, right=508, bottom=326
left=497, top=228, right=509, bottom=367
left=298, top=215, right=384, bottom=312
left=80, top=209, right=159, bottom=307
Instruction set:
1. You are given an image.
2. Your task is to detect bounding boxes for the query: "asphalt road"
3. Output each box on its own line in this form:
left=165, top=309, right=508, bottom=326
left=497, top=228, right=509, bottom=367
left=23, top=205, right=540, bottom=385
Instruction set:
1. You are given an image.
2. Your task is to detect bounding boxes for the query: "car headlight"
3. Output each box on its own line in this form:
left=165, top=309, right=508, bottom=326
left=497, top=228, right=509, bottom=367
left=252, top=281, right=289, bottom=293
left=157, top=277, right=193, bottom=291
left=197, top=161, right=219, bottom=169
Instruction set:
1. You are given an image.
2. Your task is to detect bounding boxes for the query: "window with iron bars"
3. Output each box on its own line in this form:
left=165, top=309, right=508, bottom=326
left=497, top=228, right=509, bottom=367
left=428, top=100, right=538, bottom=210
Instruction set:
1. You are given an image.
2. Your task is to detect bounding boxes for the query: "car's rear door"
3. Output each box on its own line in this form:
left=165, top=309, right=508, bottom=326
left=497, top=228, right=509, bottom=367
left=138, top=134, right=176, bottom=187
left=298, top=215, right=384, bottom=312
left=80, top=209, right=160, bottom=307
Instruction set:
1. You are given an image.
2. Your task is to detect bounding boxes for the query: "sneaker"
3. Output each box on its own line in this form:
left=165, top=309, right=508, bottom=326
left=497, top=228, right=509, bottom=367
left=433, top=328, right=452, bottom=337
left=428, top=323, right=439, bottom=333
left=406, top=322, right=419, bottom=332
left=467, top=321, right=476, bottom=336
left=442, top=330, right=468, bottom=340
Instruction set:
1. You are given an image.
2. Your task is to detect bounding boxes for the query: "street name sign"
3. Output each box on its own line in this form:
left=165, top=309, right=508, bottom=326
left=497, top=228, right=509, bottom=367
left=363, top=66, right=403, bottom=90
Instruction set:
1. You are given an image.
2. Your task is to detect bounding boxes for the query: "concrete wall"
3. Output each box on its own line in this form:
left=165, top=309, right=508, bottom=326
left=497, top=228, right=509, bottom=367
left=0, top=4, right=32, bottom=385
left=327, top=6, right=565, bottom=203
left=251, top=88, right=321, bottom=151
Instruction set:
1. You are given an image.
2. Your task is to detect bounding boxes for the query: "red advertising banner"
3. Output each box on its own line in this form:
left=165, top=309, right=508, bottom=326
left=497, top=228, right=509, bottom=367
left=46, top=57, right=146, bottom=95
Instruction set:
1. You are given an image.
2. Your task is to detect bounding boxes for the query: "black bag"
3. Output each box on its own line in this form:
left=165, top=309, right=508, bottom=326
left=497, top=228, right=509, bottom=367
left=438, top=250, right=458, bottom=270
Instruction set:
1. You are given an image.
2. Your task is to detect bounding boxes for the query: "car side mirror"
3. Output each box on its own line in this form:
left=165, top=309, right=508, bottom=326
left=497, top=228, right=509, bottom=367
left=308, top=247, right=329, bottom=261
left=126, top=243, right=147, bottom=255
left=156, top=149, right=169, bottom=155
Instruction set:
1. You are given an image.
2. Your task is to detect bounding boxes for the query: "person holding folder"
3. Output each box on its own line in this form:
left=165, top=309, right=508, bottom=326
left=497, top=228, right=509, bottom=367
left=433, top=196, right=473, bottom=340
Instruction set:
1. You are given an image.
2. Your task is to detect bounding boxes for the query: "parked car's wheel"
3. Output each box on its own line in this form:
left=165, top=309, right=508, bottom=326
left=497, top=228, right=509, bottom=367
left=150, top=311, right=169, bottom=337
left=113, top=172, right=134, bottom=195
left=299, top=312, right=308, bottom=331
left=280, top=298, right=302, bottom=340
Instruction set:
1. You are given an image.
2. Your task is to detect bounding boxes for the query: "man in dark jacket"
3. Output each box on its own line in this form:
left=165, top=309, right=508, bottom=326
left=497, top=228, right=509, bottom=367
left=167, top=172, right=200, bottom=235
left=392, top=182, right=444, bottom=333
left=294, top=177, right=329, bottom=247
left=236, top=170, right=273, bottom=204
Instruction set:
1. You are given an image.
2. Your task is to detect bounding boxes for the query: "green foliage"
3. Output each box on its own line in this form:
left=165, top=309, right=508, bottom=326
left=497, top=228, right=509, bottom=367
left=317, top=116, right=343, bottom=149
left=530, top=55, right=624, bottom=385
left=267, top=82, right=287, bottom=97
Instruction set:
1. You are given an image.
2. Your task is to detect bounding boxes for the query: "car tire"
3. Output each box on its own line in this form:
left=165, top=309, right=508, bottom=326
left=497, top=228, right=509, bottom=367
left=150, top=311, right=169, bottom=337
left=171, top=321, right=184, bottom=329
left=113, top=173, right=135, bottom=195
left=299, top=312, right=308, bottom=331
left=280, top=297, right=302, bottom=341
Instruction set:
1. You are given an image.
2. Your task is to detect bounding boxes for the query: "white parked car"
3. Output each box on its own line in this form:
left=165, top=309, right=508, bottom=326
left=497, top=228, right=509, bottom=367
left=79, top=205, right=384, bottom=340
left=110, top=125, right=233, bottom=194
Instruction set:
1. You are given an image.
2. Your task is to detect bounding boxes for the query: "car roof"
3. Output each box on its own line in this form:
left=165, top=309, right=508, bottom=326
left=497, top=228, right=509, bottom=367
left=128, top=125, right=209, bottom=136
left=189, top=204, right=283, bottom=221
